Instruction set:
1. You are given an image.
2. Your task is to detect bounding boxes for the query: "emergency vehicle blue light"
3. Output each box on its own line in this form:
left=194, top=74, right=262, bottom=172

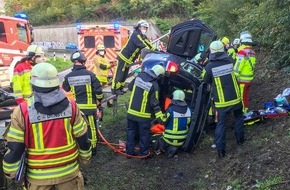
left=14, top=13, right=28, bottom=20
left=114, top=23, right=120, bottom=29
left=76, top=24, right=82, bottom=30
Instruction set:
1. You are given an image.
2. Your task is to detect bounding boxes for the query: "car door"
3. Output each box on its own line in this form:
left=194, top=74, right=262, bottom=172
left=167, top=19, right=216, bottom=60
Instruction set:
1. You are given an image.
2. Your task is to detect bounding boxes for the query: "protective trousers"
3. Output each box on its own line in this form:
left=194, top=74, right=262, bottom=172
left=112, top=58, right=130, bottom=91
left=27, top=172, right=84, bottom=190
left=238, top=81, right=252, bottom=113
left=126, top=119, right=151, bottom=156
left=86, top=114, right=98, bottom=155
left=215, top=103, right=244, bottom=151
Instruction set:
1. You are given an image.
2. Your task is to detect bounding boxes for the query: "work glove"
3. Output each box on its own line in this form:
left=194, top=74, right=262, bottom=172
left=155, top=115, right=167, bottom=125
left=110, top=61, right=117, bottom=67
left=96, top=105, right=103, bottom=121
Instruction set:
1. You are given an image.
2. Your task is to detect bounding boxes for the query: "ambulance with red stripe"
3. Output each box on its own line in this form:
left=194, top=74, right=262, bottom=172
left=0, top=14, right=33, bottom=88
left=77, top=24, right=131, bottom=76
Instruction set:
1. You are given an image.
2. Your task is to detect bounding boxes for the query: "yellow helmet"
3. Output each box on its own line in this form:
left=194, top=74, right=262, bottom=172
left=30, top=62, right=59, bottom=88
left=221, top=37, right=230, bottom=45
left=26, top=45, right=44, bottom=57
left=97, top=44, right=105, bottom=51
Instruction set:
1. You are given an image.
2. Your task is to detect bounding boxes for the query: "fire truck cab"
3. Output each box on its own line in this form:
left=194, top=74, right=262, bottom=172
left=77, top=24, right=131, bottom=74
left=0, top=15, right=32, bottom=88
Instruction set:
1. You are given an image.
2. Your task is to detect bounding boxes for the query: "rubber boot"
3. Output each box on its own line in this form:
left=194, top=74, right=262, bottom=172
left=237, top=138, right=245, bottom=145
left=217, top=149, right=225, bottom=158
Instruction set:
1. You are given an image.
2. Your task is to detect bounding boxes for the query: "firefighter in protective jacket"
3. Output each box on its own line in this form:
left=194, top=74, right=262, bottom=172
left=221, top=36, right=236, bottom=62
left=233, top=31, right=256, bottom=113
left=93, top=44, right=116, bottom=86
left=126, top=65, right=165, bottom=158
left=155, top=90, right=191, bottom=158
left=3, top=62, right=91, bottom=190
left=203, top=41, right=244, bottom=158
left=112, top=20, right=157, bottom=95
left=12, top=45, right=45, bottom=104
left=63, top=51, right=103, bottom=155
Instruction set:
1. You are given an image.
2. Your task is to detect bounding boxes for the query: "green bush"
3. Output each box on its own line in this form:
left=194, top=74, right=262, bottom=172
left=4, top=0, right=289, bottom=69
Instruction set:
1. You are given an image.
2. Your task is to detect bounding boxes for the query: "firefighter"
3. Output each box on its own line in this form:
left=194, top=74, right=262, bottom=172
left=126, top=65, right=165, bottom=158
left=230, top=38, right=241, bottom=64
left=233, top=31, right=256, bottom=113
left=3, top=62, right=91, bottom=190
left=93, top=44, right=116, bottom=86
left=155, top=90, right=191, bottom=158
left=232, top=38, right=241, bottom=51
left=12, top=45, right=45, bottom=104
left=203, top=41, right=244, bottom=158
left=63, top=51, right=103, bottom=155
left=221, top=36, right=236, bottom=62
left=93, top=44, right=115, bottom=107
left=112, top=19, right=157, bottom=95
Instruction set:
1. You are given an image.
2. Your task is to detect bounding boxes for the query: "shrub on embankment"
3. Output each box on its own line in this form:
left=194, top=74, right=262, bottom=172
left=4, top=0, right=290, bottom=70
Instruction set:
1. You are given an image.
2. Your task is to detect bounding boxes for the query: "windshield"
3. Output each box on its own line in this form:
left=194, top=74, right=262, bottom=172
left=17, top=22, right=28, bottom=43
left=198, top=31, right=213, bottom=53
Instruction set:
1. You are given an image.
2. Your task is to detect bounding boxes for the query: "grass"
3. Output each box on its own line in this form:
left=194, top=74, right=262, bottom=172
left=256, top=176, right=283, bottom=190
left=46, top=56, right=73, bottom=72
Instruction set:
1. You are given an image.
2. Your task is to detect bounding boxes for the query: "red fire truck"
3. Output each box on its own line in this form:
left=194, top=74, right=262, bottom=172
left=0, top=14, right=33, bottom=88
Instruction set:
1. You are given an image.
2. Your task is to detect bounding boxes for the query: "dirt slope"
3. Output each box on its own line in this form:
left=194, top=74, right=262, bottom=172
left=81, top=48, right=290, bottom=190
left=7, top=48, right=290, bottom=190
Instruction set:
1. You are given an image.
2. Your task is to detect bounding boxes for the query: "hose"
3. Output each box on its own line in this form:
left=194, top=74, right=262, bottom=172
left=97, top=128, right=150, bottom=159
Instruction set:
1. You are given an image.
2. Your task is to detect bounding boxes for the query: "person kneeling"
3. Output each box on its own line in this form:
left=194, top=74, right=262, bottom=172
left=155, top=90, right=191, bottom=158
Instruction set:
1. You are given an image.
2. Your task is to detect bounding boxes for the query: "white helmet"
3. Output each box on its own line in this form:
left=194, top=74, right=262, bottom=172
left=210, top=41, right=224, bottom=53
left=240, top=31, right=253, bottom=43
left=26, top=45, right=44, bottom=57
left=173, top=90, right=185, bottom=101
left=138, top=20, right=149, bottom=28
left=31, top=62, right=60, bottom=88
left=232, top=38, right=241, bottom=45
left=151, top=65, right=165, bottom=77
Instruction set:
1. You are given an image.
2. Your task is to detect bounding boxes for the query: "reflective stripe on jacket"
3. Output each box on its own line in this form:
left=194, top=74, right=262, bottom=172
left=163, top=105, right=191, bottom=146
left=203, top=52, right=241, bottom=108
left=127, top=72, right=162, bottom=122
left=93, top=55, right=111, bottom=83
left=12, top=60, right=33, bottom=101
left=21, top=98, right=84, bottom=179
left=234, top=45, right=256, bottom=82
left=3, top=98, right=91, bottom=181
left=118, top=30, right=156, bottom=64
left=62, top=65, right=103, bottom=115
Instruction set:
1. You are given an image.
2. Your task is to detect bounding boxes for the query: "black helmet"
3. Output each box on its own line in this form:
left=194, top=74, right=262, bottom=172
left=70, top=51, right=87, bottom=63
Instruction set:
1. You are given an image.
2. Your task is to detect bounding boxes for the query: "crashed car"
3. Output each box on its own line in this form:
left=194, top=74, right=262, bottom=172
left=141, top=19, right=217, bottom=153
left=0, top=89, right=17, bottom=121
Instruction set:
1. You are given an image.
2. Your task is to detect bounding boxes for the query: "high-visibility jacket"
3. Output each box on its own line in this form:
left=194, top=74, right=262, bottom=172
left=163, top=101, right=191, bottom=146
left=62, top=65, right=103, bottom=115
left=127, top=71, right=163, bottom=122
left=93, top=55, right=111, bottom=83
left=12, top=60, right=33, bottom=103
left=227, top=47, right=237, bottom=62
left=233, top=45, right=256, bottom=82
left=203, top=52, right=241, bottom=108
left=3, top=98, right=91, bottom=183
left=118, top=30, right=156, bottom=65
